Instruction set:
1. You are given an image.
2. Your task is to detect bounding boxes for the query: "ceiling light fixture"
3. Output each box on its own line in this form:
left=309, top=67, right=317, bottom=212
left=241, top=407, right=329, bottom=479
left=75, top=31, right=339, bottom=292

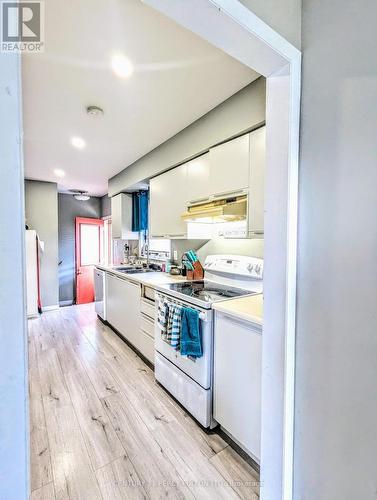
left=86, top=105, right=104, bottom=117
left=72, top=190, right=90, bottom=201
left=111, top=53, right=134, bottom=79
left=53, top=168, right=65, bottom=178
left=71, top=136, right=86, bottom=149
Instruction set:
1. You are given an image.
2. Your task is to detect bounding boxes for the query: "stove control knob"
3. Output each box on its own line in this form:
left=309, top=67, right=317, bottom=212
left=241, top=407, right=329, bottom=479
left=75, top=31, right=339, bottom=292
left=255, top=264, right=261, bottom=275
left=247, top=264, right=254, bottom=273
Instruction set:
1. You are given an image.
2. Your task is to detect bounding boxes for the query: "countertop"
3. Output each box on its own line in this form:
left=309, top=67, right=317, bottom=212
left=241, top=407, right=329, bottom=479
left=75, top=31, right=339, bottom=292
left=96, top=264, right=187, bottom=287
left=212, top=294, right=263, bottom=327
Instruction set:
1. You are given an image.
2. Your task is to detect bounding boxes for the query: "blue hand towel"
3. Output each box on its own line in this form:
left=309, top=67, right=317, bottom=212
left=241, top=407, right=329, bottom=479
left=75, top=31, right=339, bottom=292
left=180, top=307, right=202, bottom=358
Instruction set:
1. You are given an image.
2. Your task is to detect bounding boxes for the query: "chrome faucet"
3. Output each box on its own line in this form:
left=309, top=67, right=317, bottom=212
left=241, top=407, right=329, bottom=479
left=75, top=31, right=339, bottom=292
left=123, top=243, right=130, bottom=263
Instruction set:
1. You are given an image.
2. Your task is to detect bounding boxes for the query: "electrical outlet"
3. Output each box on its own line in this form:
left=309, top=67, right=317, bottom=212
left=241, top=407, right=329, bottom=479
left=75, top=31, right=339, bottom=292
left=173, top=250, right=178, bottom=261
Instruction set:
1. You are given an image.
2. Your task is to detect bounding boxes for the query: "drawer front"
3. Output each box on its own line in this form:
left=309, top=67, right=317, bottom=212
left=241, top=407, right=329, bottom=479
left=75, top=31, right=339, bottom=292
left=140, top=314, right=154, bottom=338
left=140, top=298, right=155, bottom=320
left=144, top=286, right=155, bottom=302
left=138, top=329, right=155, bottom=364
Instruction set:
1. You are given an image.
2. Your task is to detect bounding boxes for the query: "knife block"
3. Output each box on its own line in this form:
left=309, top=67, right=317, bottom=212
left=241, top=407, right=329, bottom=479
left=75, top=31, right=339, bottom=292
left=187, top=260, right=204, bottom=280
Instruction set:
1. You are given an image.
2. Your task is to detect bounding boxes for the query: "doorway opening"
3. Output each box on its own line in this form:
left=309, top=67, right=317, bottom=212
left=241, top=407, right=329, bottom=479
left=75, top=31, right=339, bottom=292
left=75, top=217, right=104, bottom=304
left=141, top=1, right=301, bottom=498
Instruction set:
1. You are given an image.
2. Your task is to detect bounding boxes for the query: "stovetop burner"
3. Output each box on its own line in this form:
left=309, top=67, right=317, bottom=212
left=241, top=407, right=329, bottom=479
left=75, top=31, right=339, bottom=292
left=161, top=280, right=256, bottom=307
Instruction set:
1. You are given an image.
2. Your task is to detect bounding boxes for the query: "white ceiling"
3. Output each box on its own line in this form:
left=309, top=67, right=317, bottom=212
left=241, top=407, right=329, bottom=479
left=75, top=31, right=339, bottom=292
left=22, top=0, right=259, bottom=196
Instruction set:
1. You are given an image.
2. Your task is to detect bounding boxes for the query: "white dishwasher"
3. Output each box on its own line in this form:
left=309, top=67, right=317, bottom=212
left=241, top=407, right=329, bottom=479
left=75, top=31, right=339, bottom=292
left=213, top=311, right=262, bottom=462
left=106, top=272, right=141, bottom=348
left=94, top=268, right=106, bottom=320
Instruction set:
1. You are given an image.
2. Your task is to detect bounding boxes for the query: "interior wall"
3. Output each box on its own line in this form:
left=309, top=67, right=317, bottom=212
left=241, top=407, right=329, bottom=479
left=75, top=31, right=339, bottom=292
left=101, top=194, right=111, bottom=217
left=25, top=180, right=59, bottom=308
left=58, top=193, right=101, bottom=305
left=109, top=77, right=266, bottom=194
left=0, top=52, right=28, bottom=500
left=196, top=238, right=264, bottom=262
left=294, top=1, right=377, bottom=498
left=239, top=0, right=301, bottom=49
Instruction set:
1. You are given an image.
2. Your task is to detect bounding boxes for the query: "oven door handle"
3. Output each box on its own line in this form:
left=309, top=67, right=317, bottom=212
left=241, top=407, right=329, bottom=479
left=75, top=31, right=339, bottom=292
left=155, top=293, right=210, bottom=322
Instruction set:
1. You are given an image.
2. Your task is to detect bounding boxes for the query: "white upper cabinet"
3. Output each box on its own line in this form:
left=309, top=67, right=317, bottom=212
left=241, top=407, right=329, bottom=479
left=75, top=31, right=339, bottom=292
left=248, top=126, right=265, bottom=236
left=111, top=193, right=139, bottom=240
left=209, top=134, right=250, bottom=197
left=149, top=163, right=187, bottom=239
left=186, top=153, right=211, bottom=204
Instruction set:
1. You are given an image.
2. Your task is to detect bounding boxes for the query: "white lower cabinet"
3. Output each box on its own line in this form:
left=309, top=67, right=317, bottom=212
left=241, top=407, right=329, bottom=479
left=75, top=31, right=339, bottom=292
left=137, top=327, right=155, bottom=364
left=138, top=301, right=155, bottom=364
left=106, top=273, right=141, bottom=348
left=214, top=311, right=262, bottom=462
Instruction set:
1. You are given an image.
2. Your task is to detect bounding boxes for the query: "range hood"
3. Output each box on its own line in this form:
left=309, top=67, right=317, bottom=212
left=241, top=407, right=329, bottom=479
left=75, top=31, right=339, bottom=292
left=181, top=195, right=247, bottom=223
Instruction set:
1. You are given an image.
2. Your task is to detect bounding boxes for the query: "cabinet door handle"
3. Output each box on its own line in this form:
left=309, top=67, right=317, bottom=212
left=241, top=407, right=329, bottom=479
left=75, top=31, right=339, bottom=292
left=151, top=234, right=166, bottom=238
left=188, top=197, right=210, bottom=205
left=212, top=189, right=245, bottom=199
left=167, top=233, right=186, bottom=238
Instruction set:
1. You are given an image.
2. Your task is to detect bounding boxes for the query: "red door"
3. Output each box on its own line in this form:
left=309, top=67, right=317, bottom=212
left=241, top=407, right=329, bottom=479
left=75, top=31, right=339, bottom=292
left=75, top=217, right=103, bottom=304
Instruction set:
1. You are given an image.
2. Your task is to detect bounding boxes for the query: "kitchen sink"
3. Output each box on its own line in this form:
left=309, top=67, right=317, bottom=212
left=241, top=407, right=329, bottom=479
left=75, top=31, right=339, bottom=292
left=117, top=268, right=155, bottom=274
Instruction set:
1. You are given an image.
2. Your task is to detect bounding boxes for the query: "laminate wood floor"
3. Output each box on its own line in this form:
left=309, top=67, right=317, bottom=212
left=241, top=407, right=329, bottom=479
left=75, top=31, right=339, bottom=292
left=29, top=304, right=260, bottom=499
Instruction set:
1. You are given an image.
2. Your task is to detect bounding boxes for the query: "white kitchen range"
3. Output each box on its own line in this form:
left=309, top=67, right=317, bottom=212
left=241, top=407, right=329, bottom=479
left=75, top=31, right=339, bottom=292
left=154, top=254, right=263, bottom=457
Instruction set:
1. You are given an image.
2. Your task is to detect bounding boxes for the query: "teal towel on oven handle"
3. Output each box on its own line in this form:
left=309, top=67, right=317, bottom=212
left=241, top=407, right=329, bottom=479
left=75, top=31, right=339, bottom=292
left=180, top=307, right=202, bottom=358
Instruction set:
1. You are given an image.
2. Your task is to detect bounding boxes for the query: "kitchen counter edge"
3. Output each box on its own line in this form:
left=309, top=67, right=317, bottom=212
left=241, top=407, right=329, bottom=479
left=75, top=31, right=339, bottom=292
left=212, top=294, right=263, bottom=328
left=95, top=264, right=187, bottom=287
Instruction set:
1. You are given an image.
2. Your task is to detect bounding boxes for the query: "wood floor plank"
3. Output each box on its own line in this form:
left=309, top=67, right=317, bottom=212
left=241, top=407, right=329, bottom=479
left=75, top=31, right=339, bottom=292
left=63, top=366, right=124, bottom=470
left=30, top=315, right=57, bottom=353
left=102, top=391, right=194, bottom=499
left=30, top=482, right=55, bottom=500
left=28, top=335, right=53, bottom=492
left=96, top=455, right=148, bottom=499
left=210, top=446, right=260, bottom=499
left=37, top=348, right=102, bottom=500
left=63, top=320, right=122, bottom=400
left=125, top=396, right=239, bottom=500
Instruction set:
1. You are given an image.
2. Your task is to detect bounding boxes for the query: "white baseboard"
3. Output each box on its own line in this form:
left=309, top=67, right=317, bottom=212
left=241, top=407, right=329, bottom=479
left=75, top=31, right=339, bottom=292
left=59, top=300, right=73, bottom=307
left=42, top=305, right=59, bottom=312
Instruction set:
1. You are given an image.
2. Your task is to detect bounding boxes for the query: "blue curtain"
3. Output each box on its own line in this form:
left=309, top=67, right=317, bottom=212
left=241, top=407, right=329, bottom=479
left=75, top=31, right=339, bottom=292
left=132, top=191, right=148, bottom=232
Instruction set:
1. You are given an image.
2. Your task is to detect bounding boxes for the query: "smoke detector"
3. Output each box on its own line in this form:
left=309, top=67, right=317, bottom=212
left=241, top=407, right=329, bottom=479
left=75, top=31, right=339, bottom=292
left=70, top=189, right=90, bottom=201
left=86, top=105, right=104, bottom=117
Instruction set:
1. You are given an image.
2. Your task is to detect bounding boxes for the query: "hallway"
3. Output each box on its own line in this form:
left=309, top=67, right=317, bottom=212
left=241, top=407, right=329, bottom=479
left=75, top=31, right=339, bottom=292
left=29, top=304, right=260, bottom=499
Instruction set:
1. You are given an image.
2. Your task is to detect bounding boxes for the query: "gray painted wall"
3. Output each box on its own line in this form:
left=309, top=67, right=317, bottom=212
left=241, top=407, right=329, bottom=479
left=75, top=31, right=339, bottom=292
left=239, top=0, right=301, bottom=48
left=58, top=193, right=101, bottom=305
left=0, top=53, right=28, bottom=499
left=109, top=77, right=266, bottom=194
left=25, top=180, right=59, bottom=308
left=101, top=194, right=111, bottom=217
left=294, top=1, right=377, bottom=499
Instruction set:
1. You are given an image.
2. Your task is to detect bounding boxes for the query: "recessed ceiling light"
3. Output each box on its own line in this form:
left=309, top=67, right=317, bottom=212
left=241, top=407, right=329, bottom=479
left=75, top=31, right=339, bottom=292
left=111, top=53, right=134, bottom=79
left=53, top=168, right=65, bottom=178
left=71, top=136, right=86, bottom=149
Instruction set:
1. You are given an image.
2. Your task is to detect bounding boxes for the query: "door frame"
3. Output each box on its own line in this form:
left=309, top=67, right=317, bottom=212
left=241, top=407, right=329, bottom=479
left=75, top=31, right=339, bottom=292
left=75, top=217, right=104, bottom=304
left=142, top=1, right=301, bottom=498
